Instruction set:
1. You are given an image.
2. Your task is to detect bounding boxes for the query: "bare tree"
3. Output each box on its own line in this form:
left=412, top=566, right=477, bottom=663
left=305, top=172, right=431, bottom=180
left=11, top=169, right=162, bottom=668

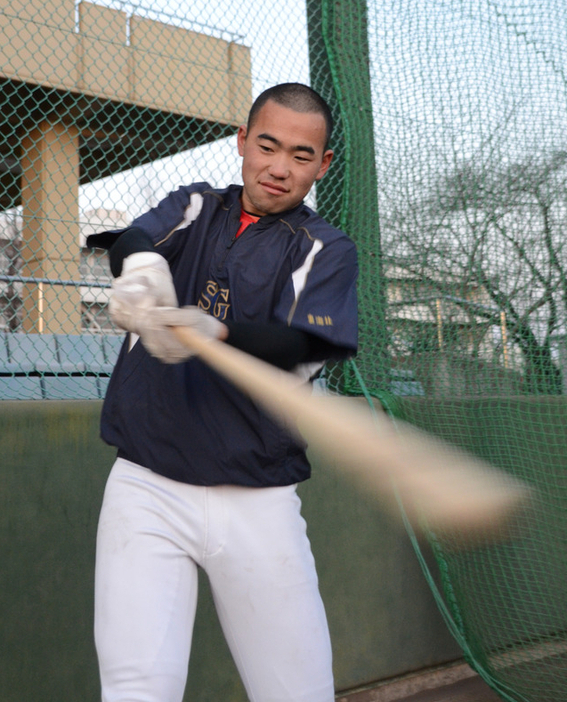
left=385, top=149, right=567, bottom=394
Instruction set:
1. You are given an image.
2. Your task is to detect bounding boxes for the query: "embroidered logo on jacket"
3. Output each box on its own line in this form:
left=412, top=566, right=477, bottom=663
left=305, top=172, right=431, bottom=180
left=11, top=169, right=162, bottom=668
left=198, top=281, right=230, bottom=320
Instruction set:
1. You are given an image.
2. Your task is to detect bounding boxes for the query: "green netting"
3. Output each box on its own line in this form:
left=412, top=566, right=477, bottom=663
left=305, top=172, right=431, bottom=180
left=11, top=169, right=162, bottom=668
left=1, top=1, right=566, bottom=700
left=379, top=386, right=567, bottom=702
left=356, top=1, right=566, bottom=700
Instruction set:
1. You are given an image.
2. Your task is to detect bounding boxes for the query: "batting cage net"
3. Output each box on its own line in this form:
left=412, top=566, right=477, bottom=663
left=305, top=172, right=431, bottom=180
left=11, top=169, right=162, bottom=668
left=0, top=0, right=565, bottom=700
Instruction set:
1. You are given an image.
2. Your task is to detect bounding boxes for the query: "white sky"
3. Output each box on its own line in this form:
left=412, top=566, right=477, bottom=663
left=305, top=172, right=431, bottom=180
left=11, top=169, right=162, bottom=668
left=368, top=0, right=567, bottom=188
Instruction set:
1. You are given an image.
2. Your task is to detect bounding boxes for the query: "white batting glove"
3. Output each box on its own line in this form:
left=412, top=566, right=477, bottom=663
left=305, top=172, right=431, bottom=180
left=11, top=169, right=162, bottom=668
left=109, top=252, right=178, bottom=334
left=139, top=306, right=227, bottom=364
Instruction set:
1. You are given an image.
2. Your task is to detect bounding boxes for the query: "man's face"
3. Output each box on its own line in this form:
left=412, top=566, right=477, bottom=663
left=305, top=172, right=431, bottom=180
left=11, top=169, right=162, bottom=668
left=237, top=100, right=333, bottom=216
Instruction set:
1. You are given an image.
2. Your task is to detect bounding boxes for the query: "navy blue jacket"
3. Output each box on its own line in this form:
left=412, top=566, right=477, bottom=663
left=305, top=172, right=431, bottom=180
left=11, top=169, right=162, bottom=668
left=88, top=183, right=358, bottom=487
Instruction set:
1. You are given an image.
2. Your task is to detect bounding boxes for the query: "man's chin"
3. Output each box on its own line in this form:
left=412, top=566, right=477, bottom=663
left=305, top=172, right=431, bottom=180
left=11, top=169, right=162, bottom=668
left=254, top=197, right=296, bottom=216
left=242, top=190, right=300, bottom=217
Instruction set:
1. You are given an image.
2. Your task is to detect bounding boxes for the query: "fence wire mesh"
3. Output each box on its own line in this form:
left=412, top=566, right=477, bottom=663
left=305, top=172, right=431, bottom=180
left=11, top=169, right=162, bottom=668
left=0, top=1, right=566, bottom=700
left=0, top=0, right=310, bottom=399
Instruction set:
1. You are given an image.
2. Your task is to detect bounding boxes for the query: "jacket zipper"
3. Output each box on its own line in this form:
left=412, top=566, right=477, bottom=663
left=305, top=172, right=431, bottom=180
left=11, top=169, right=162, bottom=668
left=218, top=234, right=238, bottom=271
left=218, top=217, right=258, bottom=270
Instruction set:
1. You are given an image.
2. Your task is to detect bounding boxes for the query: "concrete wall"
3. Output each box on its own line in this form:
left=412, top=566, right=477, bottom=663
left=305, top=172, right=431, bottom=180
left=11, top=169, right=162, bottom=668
left=0, top=0, right=251, bottom=124
left=0, top=400, right=460, bottom=701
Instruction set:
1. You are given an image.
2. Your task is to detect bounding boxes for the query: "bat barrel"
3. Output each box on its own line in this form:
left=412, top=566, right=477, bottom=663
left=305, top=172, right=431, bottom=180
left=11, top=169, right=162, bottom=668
left=172, top=325, right=530, bottom=536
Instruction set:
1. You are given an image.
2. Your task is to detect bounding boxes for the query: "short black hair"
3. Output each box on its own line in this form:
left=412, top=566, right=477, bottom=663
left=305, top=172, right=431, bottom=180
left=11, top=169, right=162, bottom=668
left=247, top=83, right=334, bottom=151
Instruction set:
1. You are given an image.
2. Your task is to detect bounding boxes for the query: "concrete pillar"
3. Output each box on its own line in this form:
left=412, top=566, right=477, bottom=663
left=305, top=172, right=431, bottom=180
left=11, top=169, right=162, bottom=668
left=20, top=121, right=81, bottom=333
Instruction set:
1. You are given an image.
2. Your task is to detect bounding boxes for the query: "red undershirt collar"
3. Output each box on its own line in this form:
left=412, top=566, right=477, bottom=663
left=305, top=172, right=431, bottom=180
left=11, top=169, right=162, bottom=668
left=236, top=208, right=260, bottom=238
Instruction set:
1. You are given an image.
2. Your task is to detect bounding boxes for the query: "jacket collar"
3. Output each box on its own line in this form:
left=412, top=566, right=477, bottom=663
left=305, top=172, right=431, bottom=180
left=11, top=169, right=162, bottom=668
left=224, top=184, right=306, bottom=230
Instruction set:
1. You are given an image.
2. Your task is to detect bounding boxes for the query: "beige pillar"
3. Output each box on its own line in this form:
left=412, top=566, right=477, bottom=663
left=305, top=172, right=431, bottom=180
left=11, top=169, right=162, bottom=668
left=20, top=121, right=81, bottom=333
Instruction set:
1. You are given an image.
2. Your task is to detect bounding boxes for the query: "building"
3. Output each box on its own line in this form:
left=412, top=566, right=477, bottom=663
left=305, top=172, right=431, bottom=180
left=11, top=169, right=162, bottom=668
left=0, top=207, right=126, bottom=333
left=385, top=258, right=523, bottom=396
left=0, top=0, right=251, bottom=334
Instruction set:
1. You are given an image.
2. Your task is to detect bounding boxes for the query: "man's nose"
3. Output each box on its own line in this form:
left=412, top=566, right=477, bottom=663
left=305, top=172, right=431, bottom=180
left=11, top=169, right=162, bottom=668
left=268, top=155, right=290, bottom=179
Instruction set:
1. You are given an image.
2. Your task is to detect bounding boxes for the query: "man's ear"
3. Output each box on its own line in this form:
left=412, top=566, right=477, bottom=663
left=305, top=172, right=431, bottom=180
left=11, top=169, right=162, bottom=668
left=237, top=124, right=248, bottom=156
left=315, top=149, right=334, bottom=181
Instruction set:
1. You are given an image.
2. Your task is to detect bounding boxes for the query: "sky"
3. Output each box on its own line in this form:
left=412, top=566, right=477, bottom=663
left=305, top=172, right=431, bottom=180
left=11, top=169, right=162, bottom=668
left=367, top=0, right=567, bottom=192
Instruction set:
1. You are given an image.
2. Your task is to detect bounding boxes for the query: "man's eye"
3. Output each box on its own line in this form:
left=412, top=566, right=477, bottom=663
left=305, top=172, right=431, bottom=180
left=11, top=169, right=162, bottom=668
left=260, top=145, right=272, bottom=152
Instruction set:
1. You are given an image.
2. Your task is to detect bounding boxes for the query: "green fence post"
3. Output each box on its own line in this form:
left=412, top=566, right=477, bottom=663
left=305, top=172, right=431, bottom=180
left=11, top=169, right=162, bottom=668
left=306, top=0, right=390, bottom=395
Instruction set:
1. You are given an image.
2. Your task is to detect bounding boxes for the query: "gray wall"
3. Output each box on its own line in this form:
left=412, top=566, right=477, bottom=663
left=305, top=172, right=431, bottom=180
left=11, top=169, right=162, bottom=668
left=0, top=400, right=460, bottom=701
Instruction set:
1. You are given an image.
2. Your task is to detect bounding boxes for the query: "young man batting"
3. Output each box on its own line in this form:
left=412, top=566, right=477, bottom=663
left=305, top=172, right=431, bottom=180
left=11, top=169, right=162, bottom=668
left=87, top=82, right=358, bottom=702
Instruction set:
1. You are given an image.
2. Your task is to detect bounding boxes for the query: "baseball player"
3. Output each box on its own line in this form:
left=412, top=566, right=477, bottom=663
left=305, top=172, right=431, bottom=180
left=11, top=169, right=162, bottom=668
left=87, top=83, right=358, bottom=702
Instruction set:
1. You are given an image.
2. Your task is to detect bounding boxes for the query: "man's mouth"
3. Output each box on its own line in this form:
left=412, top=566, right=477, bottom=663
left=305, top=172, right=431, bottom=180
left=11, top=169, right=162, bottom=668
left=260, top=181, right=288, bottom=195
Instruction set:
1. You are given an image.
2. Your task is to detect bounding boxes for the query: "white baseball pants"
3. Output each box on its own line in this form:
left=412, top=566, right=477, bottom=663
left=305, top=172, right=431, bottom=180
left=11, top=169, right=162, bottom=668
left=94, top=458, right=334, bottom=702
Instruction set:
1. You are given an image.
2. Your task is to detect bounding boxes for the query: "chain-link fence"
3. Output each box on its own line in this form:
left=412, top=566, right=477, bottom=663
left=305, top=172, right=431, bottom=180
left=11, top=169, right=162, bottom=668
left=1, top=1, right=567, bottom=700
left=0, top=0, right=311, bottom=399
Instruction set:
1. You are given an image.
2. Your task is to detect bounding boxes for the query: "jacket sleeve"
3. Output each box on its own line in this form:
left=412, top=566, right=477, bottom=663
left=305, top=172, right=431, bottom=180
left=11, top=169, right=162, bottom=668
left=274, top=234, right=359, bottom=357
left=85, top=183, right=210, bottom=261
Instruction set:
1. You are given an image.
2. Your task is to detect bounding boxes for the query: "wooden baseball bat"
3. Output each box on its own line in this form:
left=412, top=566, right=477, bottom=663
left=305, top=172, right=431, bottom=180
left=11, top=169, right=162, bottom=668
left=172, top=326, right=529, bottom=534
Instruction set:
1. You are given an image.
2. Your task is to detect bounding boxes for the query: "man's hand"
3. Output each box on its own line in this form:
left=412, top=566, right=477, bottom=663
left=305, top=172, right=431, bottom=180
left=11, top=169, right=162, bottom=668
left=138, top=306, right=228, bottom=363
left=109, top=252, right=178, bottom=334
left=109, top=252, right=226, bottom=362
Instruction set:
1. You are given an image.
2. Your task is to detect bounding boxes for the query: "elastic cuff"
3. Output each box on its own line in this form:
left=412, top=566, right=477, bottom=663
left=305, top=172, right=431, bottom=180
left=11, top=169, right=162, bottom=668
left=109, top=227, right=155, bottom=276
